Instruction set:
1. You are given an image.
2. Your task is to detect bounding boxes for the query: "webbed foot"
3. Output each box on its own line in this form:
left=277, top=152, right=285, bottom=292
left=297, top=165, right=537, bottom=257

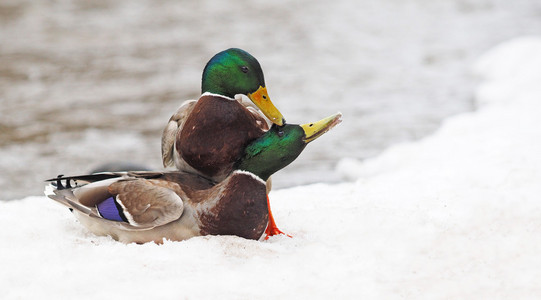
left=264, top=195, right=292, bottom=240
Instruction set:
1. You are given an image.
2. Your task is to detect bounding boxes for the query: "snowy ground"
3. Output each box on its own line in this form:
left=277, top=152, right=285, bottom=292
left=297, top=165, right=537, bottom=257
left=1, top=38, right=541, bottom=299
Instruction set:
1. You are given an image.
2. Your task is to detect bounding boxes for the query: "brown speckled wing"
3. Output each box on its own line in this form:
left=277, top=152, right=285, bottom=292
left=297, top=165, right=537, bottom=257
left=107, top=179, right=185, bottom=228
left=162, top=100, right=197, bottom=168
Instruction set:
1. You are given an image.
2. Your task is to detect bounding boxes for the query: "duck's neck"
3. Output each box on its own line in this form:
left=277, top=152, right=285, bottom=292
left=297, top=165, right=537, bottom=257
left=236, top=129, right=307, bottom=181
left=200, top=91, right=234, bottom=101
left=201, top=74, right=237, bottom=98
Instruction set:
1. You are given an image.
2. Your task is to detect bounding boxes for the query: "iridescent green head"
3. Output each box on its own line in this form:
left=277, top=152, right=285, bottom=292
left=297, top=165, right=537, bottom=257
left=237, top=113, right=342, bottom=181
left=201, top=48, right=285, bottom=126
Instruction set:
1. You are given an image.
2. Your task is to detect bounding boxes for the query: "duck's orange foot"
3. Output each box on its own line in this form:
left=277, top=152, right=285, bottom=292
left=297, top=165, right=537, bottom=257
left=264, top=195, right=292, bottom=240
left=264, top=223, right=292, bottom=240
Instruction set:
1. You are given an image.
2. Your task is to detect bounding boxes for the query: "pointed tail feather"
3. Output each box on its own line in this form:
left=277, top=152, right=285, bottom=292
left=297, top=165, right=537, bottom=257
left=45, top=182, right=101, bottom=218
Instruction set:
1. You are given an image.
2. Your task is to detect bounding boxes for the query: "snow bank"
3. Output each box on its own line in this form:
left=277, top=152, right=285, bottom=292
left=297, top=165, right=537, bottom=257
left=2, top=37, right=541, bottom=299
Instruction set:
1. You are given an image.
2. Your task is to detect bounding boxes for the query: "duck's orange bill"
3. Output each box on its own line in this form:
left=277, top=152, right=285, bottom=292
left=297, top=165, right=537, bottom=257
left=247, top=86, right=285, bottom=126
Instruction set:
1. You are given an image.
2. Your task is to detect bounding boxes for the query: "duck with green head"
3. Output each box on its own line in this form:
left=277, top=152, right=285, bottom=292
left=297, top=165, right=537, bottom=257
left=162, top=48, right=284, bottom=180
left=46, top=113, right=341, bottom=244
left=162, top=48, right=287, bottom=237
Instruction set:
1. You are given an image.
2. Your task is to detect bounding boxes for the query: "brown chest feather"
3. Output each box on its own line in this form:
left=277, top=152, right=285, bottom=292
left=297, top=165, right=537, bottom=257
left=197, top=174, right=268, bottom=240
left=177, top=95, right=265, bottom=179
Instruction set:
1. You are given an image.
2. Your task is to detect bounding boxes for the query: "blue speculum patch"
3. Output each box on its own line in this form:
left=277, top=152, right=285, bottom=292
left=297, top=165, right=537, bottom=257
left=97, top=197, right=126, bottom=222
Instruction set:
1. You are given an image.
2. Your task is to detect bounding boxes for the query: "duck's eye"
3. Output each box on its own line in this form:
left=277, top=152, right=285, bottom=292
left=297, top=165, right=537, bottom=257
left=241, top=66, right=249, bottom=73
left=277, top=130, right=284, bottom=137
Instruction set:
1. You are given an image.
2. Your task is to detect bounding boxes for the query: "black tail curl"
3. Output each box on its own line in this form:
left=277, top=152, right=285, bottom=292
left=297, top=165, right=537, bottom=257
left=50, top=174, right=75, bottom=190
left=45, top=171, right=165, bottom=190
left=46, top=173, right=121, bottom=190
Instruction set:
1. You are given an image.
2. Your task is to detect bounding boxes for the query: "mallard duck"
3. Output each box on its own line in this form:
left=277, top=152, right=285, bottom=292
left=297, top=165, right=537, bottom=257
left=45, top=113, right=341, bottom=244
left=162, top=48, right=283, bottom=181
left=161, top=48, right=285, bottom=237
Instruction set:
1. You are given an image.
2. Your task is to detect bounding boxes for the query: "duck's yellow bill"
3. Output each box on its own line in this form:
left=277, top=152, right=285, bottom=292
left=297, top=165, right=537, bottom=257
left=247, top=86, right=285, bottom=126
left=301, top=112, right=342, bottom=143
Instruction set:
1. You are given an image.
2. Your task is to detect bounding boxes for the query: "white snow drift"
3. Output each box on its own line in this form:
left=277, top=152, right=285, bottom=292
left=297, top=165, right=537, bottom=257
left=1, top=37, right=541, bottom=299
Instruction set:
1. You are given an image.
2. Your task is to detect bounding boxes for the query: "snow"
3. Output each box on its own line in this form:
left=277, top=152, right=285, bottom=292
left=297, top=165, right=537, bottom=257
left=2, top=37, right=541, bottom=299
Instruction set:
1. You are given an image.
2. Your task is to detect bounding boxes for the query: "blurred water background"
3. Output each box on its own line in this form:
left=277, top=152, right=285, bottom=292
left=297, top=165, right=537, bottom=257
left=1, top=0, right=541, bottom=200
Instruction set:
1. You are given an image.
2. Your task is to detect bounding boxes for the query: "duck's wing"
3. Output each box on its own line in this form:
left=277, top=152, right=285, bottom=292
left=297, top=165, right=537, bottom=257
left=107, top=179, right=184, bottom=227
left=45, top=172, right=185, bottom=230
left=162, top=100, right=197, bottom=167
